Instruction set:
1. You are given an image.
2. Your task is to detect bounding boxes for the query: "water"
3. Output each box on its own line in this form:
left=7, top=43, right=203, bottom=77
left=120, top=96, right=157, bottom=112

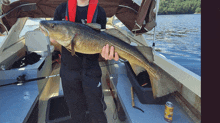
left=144, top=14, right=201, bottom=76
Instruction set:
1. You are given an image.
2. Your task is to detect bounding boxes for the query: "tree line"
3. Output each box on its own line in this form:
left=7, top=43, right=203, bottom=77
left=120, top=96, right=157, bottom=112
left=158, top=0, right=201, bottom=15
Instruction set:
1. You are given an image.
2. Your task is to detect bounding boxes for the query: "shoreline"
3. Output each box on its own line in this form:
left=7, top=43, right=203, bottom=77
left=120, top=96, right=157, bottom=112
left=158, top=13, right=201, bottom=15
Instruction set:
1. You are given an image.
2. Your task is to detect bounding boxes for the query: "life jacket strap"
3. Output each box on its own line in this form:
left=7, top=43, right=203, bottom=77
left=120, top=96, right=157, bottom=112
left=65, top=0, right=98, bottom=23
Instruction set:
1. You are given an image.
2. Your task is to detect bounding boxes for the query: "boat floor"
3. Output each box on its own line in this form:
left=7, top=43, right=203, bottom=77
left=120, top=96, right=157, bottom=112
left=104, top=96, right=126, bottom=123
left=58, top=83, right=126, bottom=123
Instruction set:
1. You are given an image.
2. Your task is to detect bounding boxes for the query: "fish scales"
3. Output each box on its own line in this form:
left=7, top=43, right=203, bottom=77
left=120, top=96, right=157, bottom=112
left=71, top=23, right=157, bottom=78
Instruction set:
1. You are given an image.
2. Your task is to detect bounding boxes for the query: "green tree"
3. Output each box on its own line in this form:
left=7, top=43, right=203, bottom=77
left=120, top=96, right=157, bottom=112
left=158, top=0, right=201, bottom=15
left=168, top=8, right=175, bottom=14
left=195, top=7, right=201, bottom=13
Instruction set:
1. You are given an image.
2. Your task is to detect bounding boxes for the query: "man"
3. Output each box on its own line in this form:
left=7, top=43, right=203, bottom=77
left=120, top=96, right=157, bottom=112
left=51, top=0, right=119, bottom=122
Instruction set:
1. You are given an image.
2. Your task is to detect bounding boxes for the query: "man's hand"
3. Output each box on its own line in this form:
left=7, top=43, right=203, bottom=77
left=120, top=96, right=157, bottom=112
left=101, top=44, right=119, bottom=61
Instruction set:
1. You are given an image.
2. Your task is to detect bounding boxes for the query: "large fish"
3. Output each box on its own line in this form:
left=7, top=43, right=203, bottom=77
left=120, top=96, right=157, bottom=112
left=39, top=20, right=158, bottom=77
left=39, top=21, right=173, bottom=97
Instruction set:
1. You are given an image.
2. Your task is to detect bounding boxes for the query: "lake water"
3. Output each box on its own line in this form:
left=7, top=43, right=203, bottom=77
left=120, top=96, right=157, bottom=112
left=144, top=14, right=201, bottom=76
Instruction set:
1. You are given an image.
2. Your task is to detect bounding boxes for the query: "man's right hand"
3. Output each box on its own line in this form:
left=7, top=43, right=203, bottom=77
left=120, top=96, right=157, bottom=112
left=101, top=44, right=119, bottom=61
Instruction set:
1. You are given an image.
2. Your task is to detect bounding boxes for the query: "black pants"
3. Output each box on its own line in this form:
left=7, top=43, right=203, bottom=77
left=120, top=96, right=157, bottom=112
left=60, top=58, right=107, bottom=123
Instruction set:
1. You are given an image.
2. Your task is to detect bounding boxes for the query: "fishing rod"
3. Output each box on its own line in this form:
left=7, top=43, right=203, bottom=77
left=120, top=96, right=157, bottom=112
left=0, top=74, right=60, bottom=87
left=0, top=59, right=124, bottom=87
left=0, top=59, right=129, bottom=87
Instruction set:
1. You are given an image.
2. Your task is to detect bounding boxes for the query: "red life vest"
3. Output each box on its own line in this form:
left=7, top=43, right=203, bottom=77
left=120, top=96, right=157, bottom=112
left=65, top=0, right=98, bottom=23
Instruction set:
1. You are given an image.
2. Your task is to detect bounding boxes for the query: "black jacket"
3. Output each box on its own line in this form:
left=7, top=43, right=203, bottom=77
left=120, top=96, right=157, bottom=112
left=53, top=2, right=106, bottom=78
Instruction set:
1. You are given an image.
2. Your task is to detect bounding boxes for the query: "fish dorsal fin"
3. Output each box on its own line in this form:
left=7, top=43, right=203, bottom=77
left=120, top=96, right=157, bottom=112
left=104, top=29, right=131, bottom=44
left=135, top=46, right=154, bottom=63
left=86, top=23, right=101, bottom=31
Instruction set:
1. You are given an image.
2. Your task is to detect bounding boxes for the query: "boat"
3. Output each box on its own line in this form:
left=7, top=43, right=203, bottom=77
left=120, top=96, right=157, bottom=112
left=0, top=0, right=201, bottom=123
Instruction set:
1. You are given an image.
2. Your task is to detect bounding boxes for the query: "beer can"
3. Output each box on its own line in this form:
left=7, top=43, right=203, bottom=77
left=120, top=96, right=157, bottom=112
left=164, top=101, right=174, bottom=123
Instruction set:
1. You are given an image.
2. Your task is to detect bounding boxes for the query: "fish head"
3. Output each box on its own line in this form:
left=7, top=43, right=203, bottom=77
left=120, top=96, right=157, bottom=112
left=39, top=20, right=76, bottom=47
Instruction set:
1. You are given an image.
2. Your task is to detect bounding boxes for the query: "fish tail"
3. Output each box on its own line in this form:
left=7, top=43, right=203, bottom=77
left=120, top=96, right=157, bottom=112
left=144, top=65, right=159, bottom=80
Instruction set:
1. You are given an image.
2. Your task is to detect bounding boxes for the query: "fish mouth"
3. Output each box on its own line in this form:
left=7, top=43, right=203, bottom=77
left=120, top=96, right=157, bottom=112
left=39, top=24, right=49, bottom=36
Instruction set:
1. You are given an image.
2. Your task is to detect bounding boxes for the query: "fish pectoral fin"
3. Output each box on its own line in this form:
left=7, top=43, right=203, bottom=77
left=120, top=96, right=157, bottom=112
left=86, top=23, right=101, bottom=31
left=135, top=46, right=154, bottom=63
left=104, top=29, right=131, bottom=44
left=71, top=36, right=75, bottom=56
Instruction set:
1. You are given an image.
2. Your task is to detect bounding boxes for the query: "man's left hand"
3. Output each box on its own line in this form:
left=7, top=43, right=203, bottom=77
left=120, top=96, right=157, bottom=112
left=101, top=44, right=119, bottom=61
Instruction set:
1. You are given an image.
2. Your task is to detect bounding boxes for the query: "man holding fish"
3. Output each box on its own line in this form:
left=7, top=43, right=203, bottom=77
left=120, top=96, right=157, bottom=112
left=48, top=0, right=118, bottom=123
left=40, top=0, right=157, bottom=122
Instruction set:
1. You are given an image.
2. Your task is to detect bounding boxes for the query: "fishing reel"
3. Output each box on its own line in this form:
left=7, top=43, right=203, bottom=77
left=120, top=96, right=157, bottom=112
left=16, top=74, right=26, bottom=86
